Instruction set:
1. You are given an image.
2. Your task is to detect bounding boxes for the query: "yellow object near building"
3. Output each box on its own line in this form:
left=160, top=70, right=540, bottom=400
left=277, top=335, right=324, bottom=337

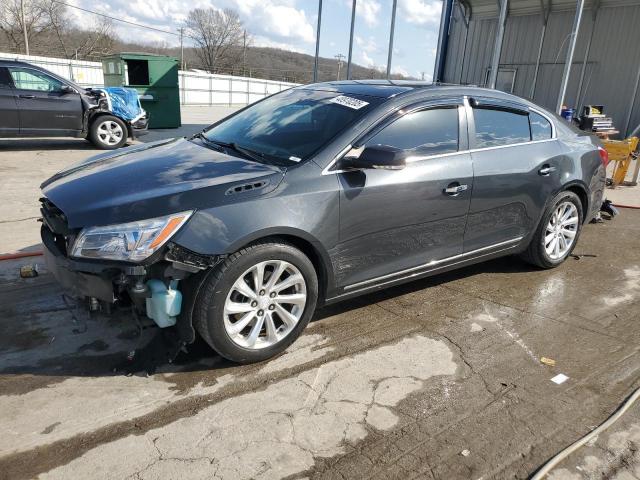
left=602, top=136, right=639, bottom=187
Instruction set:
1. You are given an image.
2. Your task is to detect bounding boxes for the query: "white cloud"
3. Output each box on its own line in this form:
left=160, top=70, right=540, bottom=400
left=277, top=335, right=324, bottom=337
left=358, top=0, right=381, bottom=26
left=361, top=51, right=375, bottom=67
left=360, top=51, right=384, bottom=72
left=355, top=35, right=379, bottom=54
left=345, top=0, right=381, bottom=27
left=232, top=0, right=315, bottom=44
left=399, top=0, right=442, bottom=25
left=392, top=66, right=410, bottom=77
left=70, top=0, right=316, bottom=49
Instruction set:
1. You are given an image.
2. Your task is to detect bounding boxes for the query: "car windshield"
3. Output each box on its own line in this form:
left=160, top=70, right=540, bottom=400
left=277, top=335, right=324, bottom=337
left=202, top=88, right=380, bottom=163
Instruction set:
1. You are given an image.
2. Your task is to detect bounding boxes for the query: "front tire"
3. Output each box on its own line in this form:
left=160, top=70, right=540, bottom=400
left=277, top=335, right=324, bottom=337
left=521, top=190, right=583, bottom=268
left=193, top=241, right=318, bottom=363
left=89, top=115, right=128, bottom=149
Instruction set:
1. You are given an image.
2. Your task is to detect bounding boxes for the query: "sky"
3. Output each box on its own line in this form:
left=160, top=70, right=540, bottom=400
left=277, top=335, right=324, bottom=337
left=68, top=0, right=443, bottom=80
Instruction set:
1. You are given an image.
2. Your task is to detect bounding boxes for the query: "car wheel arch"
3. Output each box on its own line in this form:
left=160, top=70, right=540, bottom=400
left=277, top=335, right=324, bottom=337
left=562, top=181, right=589, bottom=223
left=89, top=112, right=131, bottom=136
left=224, top=228, right=334, bottom=304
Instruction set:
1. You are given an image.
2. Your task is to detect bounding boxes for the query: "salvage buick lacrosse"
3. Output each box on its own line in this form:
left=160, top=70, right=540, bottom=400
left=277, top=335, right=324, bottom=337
left=40, top=81, right=607, bottom=363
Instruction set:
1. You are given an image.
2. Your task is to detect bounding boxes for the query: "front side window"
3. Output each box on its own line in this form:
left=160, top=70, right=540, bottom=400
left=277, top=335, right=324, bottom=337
left=8, top=67, right=64, bottom=92
left=367, top=107, right=459, bottom=156
left=530, top=112, right=553, bottom=141
left=204, top=88, right=381, bottom=163
left=0, top=68, right=12, bottom=89
left=473, top=107, right=531, bottom=148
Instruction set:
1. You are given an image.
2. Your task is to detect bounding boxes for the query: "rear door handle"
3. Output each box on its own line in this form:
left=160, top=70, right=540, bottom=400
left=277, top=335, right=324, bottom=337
left=538, top=165, right=556, bottom=176
left=444, top=183, right=468, bottom=195
left=19, top=94, right=36, bottom=99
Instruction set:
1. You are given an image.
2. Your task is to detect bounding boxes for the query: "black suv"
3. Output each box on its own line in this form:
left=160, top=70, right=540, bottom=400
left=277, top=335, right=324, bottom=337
left=40, top=81, right=606, bottom=363
left=0, top=60, right=148, bottom=149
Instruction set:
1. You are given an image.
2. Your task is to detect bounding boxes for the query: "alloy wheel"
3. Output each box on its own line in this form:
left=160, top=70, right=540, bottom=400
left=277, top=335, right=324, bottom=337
left=544, top=201, right=579, bottom=260
left=223, top=260, right=307, bottom=349
left=97, top=120, right=124, bottom=146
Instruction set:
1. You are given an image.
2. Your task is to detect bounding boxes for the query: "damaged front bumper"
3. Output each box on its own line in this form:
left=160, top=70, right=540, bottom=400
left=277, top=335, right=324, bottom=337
left=42, top=225, right=145, bottom=303
left=41, top=219, right=221, bottom=343
left=130, top=113, right=149, bottom=137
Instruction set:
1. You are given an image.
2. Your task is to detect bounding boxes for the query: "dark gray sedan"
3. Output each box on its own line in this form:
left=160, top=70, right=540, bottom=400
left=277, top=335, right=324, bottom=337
left=40, top=81, right=607, bottom=363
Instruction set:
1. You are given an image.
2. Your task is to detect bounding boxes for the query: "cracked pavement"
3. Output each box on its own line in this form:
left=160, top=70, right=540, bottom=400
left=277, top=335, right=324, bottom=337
left=1, top=121, right=640, bottom=479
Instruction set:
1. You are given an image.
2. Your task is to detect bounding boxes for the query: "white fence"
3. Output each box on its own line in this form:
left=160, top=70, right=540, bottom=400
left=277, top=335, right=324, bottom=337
left=0, top=52, right=298, bottom=106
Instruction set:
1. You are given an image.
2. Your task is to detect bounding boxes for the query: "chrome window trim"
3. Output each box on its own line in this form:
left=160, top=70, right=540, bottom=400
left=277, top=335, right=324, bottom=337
left=467, top=137, right=557, bottom=154
left=322, top=144, right=355, bottom=175
left=465, top=95, right=557, bottom=141
left=322, top=98, right=558, bottom=176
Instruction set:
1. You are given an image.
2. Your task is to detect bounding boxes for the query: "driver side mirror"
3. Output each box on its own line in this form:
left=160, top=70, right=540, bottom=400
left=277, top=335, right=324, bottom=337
left=338, top=145, right=407, bottom=171
left=60, top=85, right=77, bottom=95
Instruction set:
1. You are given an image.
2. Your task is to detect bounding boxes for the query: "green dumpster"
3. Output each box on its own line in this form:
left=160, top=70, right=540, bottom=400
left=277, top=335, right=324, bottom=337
left=101, top=53, right=181, bottom=129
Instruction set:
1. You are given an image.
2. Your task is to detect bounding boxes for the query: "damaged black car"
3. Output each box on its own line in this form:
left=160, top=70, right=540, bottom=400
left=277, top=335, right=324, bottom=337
left=0, top=60, right=148, bottom=149
left=40, top=82, right=606, bottom=364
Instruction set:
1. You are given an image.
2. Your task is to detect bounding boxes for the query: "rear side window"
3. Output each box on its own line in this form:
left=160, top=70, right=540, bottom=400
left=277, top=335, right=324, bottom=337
left=368, top=107, right=459, bottom=156
left=530, top=112, right=553, bottom=140
left=473, top=107, right=530, bottom=148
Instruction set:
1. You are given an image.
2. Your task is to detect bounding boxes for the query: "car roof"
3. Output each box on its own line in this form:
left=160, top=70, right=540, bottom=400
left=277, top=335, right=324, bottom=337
left=301, top=79, right=538, bottom=106
left=0, top=59, right=38, bottom=67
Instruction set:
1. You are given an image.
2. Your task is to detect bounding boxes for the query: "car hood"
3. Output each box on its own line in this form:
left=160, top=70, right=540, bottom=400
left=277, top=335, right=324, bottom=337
left=41, top=138, right=285, bottom=228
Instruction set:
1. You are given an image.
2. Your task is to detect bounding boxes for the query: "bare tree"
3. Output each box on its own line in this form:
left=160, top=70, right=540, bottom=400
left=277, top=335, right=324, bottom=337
left=185, top=8, right=244, bottom=72
left=42, top=0, right=69, bottom=56
left=70, top=20, right=115, bottom=59
left=0, top=0, right=59, bottom=53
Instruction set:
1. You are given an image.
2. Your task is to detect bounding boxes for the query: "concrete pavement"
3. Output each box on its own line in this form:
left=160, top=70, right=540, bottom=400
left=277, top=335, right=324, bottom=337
left=0, top=209, right=639, bottom=479
left=1, top=105, right=640, bottom=479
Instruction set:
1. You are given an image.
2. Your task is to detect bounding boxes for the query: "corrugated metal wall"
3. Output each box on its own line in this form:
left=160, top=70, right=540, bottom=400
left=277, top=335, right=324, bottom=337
left=444, top=2, right=640, bottom=136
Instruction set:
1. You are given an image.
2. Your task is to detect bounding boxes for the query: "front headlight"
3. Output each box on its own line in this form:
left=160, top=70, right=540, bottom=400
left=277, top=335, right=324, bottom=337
left=71, top=211, right=193, bottom=262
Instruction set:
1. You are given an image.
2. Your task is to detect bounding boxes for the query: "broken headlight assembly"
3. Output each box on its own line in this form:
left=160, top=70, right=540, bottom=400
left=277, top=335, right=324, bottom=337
left=71, top=211, right=193, bottom=262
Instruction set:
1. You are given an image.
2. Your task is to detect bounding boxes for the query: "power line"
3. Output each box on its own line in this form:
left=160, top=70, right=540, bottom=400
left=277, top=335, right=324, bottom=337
left=52, top=0, right=193, bottom=39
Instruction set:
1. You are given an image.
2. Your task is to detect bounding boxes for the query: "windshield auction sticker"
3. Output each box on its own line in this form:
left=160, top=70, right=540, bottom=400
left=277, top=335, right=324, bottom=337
left=330, top=95, right=369, bottom=110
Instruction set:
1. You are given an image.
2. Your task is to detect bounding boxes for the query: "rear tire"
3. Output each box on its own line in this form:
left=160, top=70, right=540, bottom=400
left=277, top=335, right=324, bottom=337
left=193, top=240, right=318, bottom=364
left=89, top=115, right=128, bottom=150
left=520, top=190, right=583, bottom=268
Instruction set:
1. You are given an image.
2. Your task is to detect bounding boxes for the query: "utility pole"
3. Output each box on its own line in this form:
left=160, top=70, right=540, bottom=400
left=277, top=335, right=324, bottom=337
left=313, top=0, right=323, bottom=82
left=179, top=27, right=184, bottom=70
left=335, top=54, right=345, bottom=81
left=346, top=0, right=356, bottom=79
left=386, top=0, right=398, bottom=79
left=20, top=0, right=29, bottom=55
left=242, top=30, right=247, bottom=77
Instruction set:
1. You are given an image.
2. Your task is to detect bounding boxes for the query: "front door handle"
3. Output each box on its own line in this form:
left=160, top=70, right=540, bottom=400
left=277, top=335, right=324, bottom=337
left=538, top=165, right=557, bottom=176
left=444, top=183, right=468, bottom=195
left=19, top=94, right=35, bottom=99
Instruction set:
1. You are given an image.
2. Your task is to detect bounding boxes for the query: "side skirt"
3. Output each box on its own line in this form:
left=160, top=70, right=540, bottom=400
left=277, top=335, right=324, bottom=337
left=323, top=237, right=524, bottom=305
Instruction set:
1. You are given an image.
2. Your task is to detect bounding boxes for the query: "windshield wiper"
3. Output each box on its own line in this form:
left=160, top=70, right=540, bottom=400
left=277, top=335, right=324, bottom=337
left=198, top=135, right=296, bottom=165
left=192, top=132, right=225, bottom=152
left=203, top=137, right=274, bottom=164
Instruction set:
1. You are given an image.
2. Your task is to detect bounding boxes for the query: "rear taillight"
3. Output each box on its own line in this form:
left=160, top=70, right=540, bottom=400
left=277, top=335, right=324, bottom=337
left=598, top=146, right=609, bottom=167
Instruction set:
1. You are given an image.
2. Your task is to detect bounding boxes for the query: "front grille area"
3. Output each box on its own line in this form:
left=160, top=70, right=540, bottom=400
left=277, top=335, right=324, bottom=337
left=40, top=197, right=69, bottom=234
left=40, top=197, right=74, bottom=256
